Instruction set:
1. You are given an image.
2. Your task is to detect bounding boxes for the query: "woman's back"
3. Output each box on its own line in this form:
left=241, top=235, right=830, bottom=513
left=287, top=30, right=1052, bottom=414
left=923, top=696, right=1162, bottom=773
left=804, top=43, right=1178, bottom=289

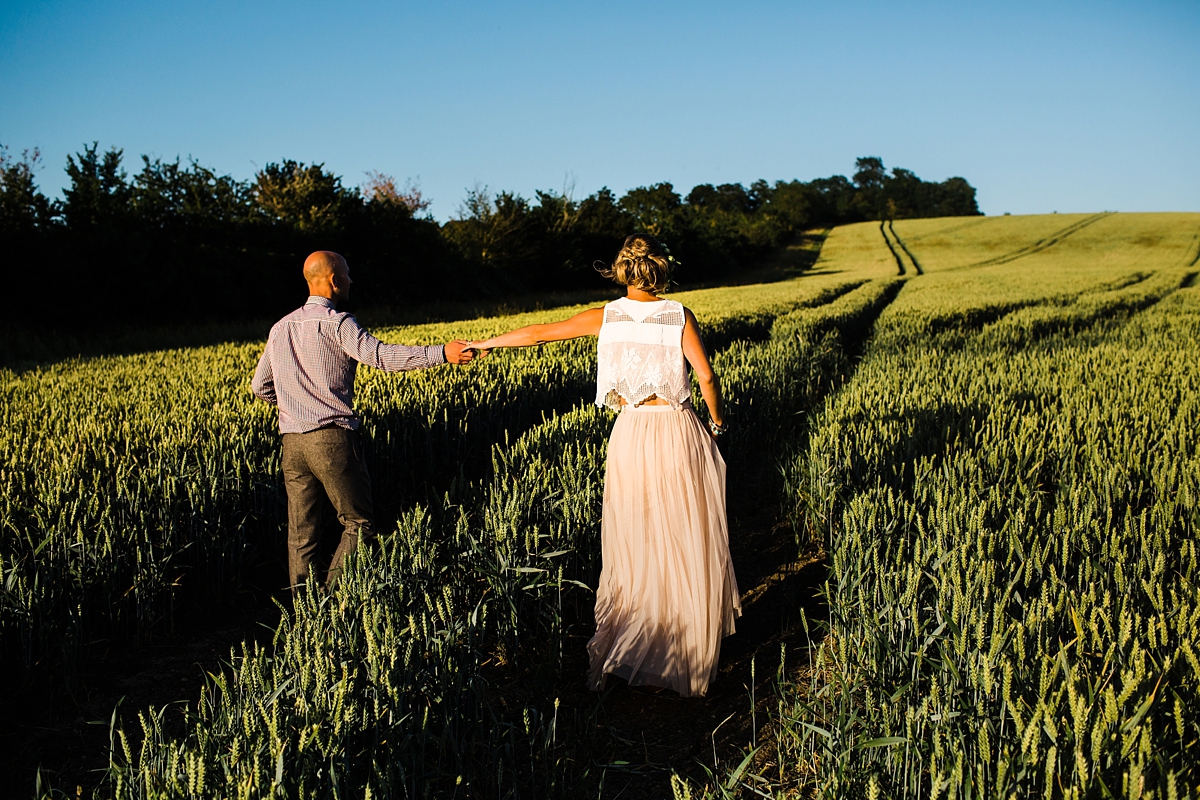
left=595, top=296, right=691, bottom=411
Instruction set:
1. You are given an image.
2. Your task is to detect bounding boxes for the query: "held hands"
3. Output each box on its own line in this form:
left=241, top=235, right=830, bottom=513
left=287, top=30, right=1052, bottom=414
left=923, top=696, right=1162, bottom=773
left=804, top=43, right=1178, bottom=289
left=464, top=340, right=493, bottom=358
left=444, top=340, right=493, bottom=365
left=444, top=340, right=478, bottom=365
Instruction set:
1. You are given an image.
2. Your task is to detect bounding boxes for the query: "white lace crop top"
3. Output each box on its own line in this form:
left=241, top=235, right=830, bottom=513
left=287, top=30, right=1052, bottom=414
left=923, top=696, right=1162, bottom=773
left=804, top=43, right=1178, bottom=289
left=594, top=297, right=691, bottom=411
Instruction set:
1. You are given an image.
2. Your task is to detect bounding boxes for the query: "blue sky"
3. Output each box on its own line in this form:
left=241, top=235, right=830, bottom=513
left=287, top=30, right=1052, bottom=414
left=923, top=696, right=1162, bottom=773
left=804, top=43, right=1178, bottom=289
left=1, top=0, right=1197, bottom=220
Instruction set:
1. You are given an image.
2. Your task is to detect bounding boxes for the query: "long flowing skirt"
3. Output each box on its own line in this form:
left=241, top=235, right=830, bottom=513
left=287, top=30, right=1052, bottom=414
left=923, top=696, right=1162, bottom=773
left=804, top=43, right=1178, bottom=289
left=586, top=404, right=741, bottom=698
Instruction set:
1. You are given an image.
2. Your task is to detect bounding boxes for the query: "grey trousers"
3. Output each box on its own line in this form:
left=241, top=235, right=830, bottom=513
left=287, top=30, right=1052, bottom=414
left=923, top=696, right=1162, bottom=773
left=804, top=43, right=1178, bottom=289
left=281, top=427, right=376, bottom=591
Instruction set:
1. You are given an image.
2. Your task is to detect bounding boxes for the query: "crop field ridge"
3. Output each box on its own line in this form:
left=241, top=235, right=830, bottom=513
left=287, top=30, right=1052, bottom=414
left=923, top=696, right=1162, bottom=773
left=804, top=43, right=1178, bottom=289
left=946, top=269, right=1186, bottom=350
left=887, top=272, right=1186, bottom=343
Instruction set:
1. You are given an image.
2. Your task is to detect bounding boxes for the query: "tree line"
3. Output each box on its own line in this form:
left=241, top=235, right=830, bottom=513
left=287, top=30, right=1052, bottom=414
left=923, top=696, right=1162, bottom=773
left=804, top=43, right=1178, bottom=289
left=0, top=145, right=979, bottom=326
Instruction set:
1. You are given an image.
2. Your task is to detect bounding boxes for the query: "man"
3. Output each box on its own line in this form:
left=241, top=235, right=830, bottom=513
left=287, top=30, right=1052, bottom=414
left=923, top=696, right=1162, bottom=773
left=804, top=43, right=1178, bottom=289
left=251, top=250, right=474, bottom=591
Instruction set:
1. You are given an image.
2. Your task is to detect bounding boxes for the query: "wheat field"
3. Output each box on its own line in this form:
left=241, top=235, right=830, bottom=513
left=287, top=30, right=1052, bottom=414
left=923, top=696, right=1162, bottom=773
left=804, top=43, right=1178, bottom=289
left=4, top=212, right=1199, bottom=798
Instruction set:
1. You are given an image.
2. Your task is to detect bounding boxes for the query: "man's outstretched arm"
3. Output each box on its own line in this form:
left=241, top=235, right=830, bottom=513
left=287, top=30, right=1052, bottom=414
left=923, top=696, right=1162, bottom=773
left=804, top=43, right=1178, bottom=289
left=338, top=315, right=475, bottom=370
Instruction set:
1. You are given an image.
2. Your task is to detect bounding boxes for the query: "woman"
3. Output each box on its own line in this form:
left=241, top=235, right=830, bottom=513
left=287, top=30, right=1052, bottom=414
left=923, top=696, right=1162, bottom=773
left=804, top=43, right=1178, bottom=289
left=469, top=234, right=740, bottom=697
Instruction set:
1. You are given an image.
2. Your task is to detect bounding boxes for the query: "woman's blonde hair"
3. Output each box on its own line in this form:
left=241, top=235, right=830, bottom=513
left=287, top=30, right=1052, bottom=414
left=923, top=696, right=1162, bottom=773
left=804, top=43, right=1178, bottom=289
left=598, top=233, right=673, bottom=294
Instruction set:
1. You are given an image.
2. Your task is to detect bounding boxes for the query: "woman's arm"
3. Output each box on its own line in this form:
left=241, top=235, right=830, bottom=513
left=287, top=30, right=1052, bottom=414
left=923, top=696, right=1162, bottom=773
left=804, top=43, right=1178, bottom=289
left=471, top=307, right=604, bottom=350
left=681, top=308, right=724, bottom=431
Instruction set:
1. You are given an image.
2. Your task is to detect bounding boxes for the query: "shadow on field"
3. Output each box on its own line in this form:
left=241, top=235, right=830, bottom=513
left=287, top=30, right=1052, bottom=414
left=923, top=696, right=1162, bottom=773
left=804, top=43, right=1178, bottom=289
left=1, top=233, right=828, bottom=374
left=0, top=595, right=283, bottom=794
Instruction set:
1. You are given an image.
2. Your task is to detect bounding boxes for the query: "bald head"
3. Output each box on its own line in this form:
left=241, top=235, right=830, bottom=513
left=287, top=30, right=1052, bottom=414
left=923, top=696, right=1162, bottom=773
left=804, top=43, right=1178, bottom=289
left=303, top=251, right=352, bottom=304
left=304, top=251, right=345, bottom=283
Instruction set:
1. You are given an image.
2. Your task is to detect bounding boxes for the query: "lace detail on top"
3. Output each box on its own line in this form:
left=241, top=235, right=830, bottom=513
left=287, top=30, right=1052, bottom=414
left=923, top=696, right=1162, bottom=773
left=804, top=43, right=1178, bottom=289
left=650, top=310, right=685, bottom=326
left=603, top=306, right=686, bottom=327
left=595, top=298, right=691, bottom=411
left=604, top=307, right=636, bottom=324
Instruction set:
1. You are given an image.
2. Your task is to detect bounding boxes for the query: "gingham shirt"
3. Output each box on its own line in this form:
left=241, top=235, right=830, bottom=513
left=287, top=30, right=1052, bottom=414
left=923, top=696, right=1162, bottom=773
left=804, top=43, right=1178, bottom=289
left=252, top=296, right=446, bottom=433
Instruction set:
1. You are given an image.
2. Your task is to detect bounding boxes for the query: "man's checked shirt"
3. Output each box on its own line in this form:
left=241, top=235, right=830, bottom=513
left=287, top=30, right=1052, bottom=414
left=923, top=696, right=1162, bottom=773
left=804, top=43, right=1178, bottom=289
left=252, top=296, right=445, bottom=433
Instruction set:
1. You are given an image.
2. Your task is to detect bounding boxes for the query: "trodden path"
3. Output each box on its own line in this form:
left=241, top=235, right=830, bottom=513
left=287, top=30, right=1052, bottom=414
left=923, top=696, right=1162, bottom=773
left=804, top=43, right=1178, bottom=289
left=574, top=501, right=829, bottom=800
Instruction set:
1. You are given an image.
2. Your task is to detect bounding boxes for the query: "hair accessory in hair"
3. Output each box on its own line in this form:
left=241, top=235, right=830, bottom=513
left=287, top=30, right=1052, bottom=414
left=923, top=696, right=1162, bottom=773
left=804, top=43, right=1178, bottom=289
left=660, top=242, right=681, bottom=269
left=658, top=242, right=682, bottom=289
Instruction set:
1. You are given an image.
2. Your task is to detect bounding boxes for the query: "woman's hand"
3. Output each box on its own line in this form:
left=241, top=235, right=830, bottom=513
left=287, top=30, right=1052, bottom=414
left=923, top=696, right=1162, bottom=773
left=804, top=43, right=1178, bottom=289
left=464, top=339, right=493, bottom=357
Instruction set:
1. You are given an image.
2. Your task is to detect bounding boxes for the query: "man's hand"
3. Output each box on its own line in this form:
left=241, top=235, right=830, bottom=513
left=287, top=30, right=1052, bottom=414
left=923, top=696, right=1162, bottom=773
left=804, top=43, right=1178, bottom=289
left=444, top=340, right=477, bottom=365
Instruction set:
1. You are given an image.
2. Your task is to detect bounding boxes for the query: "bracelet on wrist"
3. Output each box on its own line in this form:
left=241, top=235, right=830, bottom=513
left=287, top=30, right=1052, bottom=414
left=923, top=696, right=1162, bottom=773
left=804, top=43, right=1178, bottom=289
left=709, top=419, right=728, bottom=436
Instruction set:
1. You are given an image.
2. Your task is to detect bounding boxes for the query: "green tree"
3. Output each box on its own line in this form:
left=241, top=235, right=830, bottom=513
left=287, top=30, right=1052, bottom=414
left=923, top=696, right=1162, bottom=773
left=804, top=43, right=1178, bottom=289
left=62, top=142, right=132, bottom=231
left=575, top=188, right=629, bottom=243
left=362, top=171, right=431, bottom=216
left=763, top=180, right=813, bottom=231
left=442, top=188, right=538, bottom=280
left=0, top=145, right=52, bottom=235
left=936, top=176, right=981, bottom=216
left=133, top=156, right=255, bottom=231
left=619, top=182, right=683, bottom=241
left=252, top=160, right=359, bottom=236
left=852, top=156, right=886, bottom=220
left=566, top=187, right=632, bottom=282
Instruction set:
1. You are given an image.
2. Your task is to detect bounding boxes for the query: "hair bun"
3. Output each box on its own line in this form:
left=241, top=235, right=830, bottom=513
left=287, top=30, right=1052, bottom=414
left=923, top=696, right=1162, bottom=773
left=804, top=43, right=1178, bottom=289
left=599, top=233, right=673, bottom=294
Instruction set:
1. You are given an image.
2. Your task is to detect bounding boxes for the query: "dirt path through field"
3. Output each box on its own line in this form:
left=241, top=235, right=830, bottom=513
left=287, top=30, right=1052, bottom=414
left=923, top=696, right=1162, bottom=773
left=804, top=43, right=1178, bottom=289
left=879, top=220, right=907, bottom=276
left=572, top=512, right=827, bottom=799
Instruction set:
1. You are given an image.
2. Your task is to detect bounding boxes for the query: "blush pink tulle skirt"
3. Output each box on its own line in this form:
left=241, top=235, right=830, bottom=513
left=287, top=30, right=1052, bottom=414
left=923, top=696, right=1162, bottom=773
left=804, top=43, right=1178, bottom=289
left=586, top=403, right=741, bottom=698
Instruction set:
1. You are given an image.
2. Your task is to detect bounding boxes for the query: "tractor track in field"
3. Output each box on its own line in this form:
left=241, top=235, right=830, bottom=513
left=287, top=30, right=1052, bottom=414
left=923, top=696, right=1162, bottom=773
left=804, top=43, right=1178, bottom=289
left=953, top=212, right=1116, bottom=270
left=888, top=221, right=924, bottom=275
left=904, top=215, right=996, bottom=242
left=880, top=220, right=906, bottom=275
left=879, top=221, right=923, bottom=277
